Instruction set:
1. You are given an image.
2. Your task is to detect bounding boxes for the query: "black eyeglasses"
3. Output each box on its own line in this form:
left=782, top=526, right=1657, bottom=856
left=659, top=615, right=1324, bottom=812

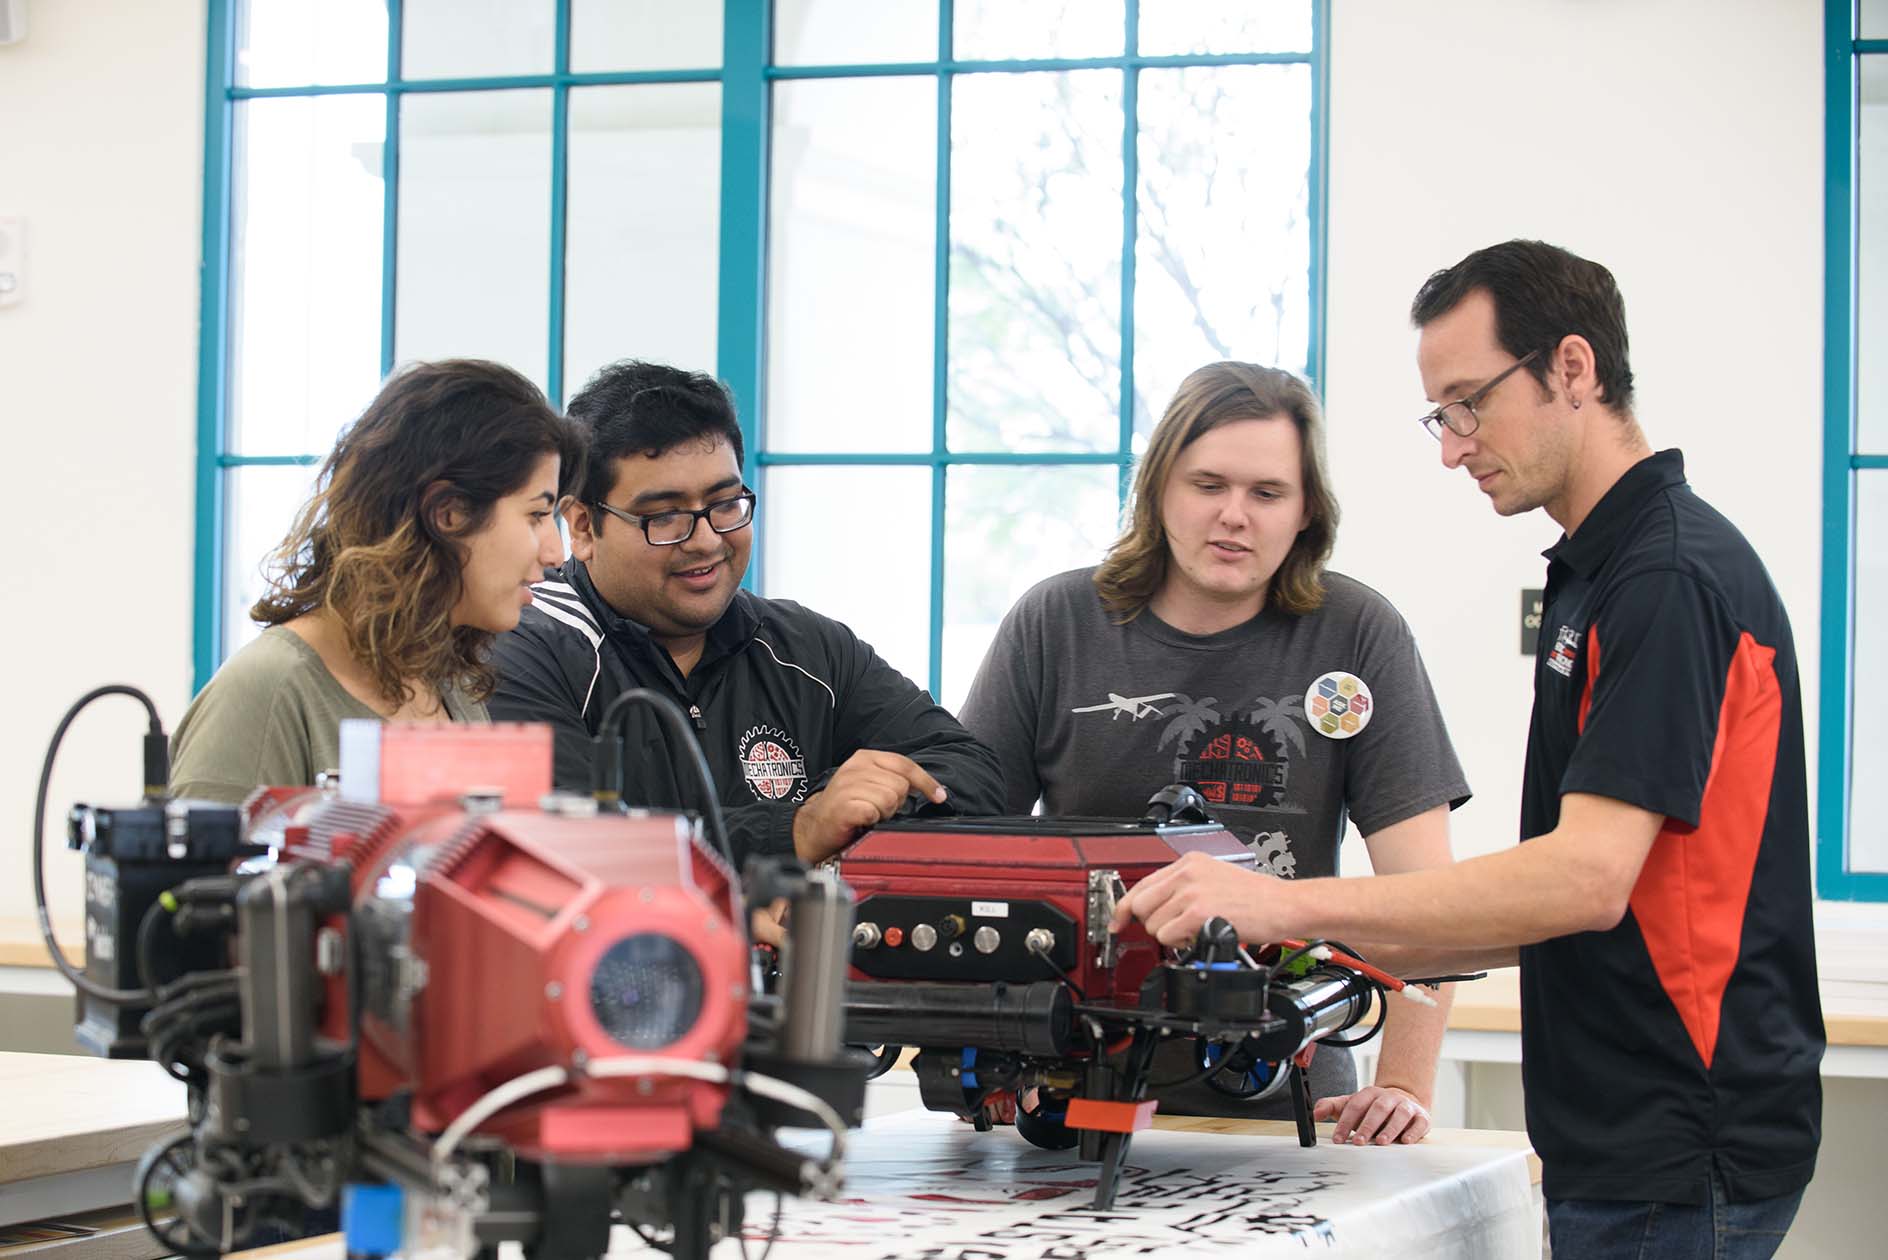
left=592, top=490, right=756, bottom=546
left=1418, top=350, right=1542, bottom=440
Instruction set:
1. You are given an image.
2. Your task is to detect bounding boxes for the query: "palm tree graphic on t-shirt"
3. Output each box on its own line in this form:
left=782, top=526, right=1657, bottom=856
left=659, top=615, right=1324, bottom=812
left=1248, top=694, right=1308, bottom=759
left=1157, top=694, right=1220, bottom=752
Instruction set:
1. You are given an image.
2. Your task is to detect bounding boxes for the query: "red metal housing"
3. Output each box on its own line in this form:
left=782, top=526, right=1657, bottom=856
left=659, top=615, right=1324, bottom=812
left=840, top=819, right=1252, bottom=1005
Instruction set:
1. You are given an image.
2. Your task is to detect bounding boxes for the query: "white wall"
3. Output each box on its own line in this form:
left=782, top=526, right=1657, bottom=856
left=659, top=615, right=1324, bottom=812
left=0, top=0, right=206, bottom=933
left=0, top=0, right=1848, bottom=957
left=1326, top=7, right=1883, bottom=1256
left=1326, top=0, right=1825, bottom=870
left=1, top=2, right=1875, bottom=1251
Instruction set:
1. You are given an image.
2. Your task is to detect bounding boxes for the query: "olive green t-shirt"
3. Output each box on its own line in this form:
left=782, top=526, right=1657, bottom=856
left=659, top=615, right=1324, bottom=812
left=168, top=626, right=487, bottom=803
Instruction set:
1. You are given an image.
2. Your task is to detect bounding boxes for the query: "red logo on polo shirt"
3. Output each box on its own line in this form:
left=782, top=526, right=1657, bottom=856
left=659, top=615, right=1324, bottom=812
left=1546, top=625, right=1581, bottom=677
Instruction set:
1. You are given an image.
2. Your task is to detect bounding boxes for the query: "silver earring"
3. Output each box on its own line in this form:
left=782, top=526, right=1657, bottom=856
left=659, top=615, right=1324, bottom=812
left=1572, top=397, right=1582, bottom=410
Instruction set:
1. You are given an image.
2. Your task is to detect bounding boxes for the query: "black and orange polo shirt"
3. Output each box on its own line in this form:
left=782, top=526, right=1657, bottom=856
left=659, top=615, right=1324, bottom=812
left=1519, top=448, right=1823, bottom=1205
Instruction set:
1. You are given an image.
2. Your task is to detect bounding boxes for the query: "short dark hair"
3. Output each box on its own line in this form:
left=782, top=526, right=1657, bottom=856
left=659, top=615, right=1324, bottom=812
left=565, top=361, right=745, bottom=505
left=1410, top=240, right=1635, bottom=413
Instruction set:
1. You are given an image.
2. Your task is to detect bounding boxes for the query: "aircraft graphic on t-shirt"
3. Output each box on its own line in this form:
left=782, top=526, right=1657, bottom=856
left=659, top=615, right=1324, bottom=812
left=1071, top=692, right=1178, bottom=720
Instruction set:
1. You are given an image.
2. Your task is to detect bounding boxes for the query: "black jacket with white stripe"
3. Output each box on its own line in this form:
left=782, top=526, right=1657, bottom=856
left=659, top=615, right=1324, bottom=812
left=487, top=558, right=1005, bottom=868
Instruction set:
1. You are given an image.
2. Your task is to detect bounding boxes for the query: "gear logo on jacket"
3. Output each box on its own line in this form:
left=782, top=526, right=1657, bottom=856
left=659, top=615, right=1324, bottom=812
left=739, top=725, right=808, bottom=802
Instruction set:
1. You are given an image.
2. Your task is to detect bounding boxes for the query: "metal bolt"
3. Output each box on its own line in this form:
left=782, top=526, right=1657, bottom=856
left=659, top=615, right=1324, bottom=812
left=546, top=981, right=563, bottom=1000
left=573, top=915, right=589, bottom=933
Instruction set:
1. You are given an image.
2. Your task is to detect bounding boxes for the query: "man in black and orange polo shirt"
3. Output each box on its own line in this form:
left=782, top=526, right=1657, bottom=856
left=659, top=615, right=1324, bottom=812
left=1111, top=240, right=1823, bottom=1260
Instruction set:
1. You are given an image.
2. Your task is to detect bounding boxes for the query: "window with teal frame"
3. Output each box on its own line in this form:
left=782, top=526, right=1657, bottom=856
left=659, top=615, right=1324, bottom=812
left=1822, top=0, right=1888, bottom=899
left=194, top=0, right=1327, bottom=712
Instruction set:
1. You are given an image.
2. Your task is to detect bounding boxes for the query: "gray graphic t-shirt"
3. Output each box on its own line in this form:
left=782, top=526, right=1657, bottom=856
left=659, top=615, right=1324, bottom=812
left=959, top=567, right=1470, bottom=880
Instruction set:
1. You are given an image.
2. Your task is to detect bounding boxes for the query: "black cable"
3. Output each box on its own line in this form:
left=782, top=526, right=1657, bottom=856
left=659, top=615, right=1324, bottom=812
left=598, top=687, right=736, bottom=875
left=136, top=899, right=170, bottom=993
left=1027, top=941, right=1087, bottom=1001
left=1319, top=983, right=1391, bottom=1050
left=738, top=1192, right=785, bottom=1260
left=1148, top=1039, right=1256, bottom=1091
left=1270, top=938, right=1329, bottom=976
left=33, top=685, right=167, bottom=1004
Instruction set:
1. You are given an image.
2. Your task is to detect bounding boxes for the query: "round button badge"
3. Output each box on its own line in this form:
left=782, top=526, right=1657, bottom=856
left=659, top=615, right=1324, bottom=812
left=1304, top=671, right=1374, bottom=739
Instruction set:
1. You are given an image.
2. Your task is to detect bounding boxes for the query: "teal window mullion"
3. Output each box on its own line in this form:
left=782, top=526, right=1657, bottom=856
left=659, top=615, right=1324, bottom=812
left=1308, top=0, right=1330, bottom=388
left=1118, top=0, right=1139, bottom=512
left=229, top=69, right=723, bottom=98
left=719, top=0, right=770, bottom=591
left=928, top=0, right=955, bottom=701
left=758, top=451, right=1125, bottom=467
left=192, top=0, right=237, bottom=692
left=547, top=0, right=572, bottom=406
left=216, top=454, right=322, bottom=468
left=380, top=0, right=404, bottom=377
left=765, top=51, right=1313, bottom=83
left=1820, top=0, right=1864, bottom=897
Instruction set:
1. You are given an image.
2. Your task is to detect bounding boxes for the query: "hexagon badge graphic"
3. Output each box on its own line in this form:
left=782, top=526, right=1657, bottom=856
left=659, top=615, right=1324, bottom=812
left=1304, top=671, right=1374, bottom=740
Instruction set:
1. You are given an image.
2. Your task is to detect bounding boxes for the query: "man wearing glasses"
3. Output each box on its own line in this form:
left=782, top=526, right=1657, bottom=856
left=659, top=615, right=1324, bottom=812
left=1113, top=241, right=1822, bottom=1258
left=489, top=359, right=1004, bottom=870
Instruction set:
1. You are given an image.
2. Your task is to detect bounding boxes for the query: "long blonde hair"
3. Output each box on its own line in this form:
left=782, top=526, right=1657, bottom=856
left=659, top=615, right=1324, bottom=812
left=1095, top=362, right=1339, bottom=622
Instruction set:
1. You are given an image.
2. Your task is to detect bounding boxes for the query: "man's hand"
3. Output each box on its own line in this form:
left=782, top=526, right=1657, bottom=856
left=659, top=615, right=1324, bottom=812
left=1313, top=1085, right=1431, bottom=1145
left=792, top=750, right=948, bottom=865
left=1109, top=850, right=1292, bottom=946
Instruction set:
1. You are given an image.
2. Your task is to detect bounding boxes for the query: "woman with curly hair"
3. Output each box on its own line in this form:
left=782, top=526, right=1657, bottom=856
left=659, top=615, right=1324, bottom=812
left=169, top=359, right=586, bottom=802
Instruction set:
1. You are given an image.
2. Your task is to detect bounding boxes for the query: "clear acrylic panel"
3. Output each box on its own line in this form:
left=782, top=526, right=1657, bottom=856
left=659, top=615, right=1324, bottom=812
left=572, top=0, right=723, bottom=72
left=773, top=0, right=939, bottom=67
left=953, top=0, right=1124, bottom=61
left=565, top=85, right=721, bottom=401
left=223, top=464, right=322, bottom=660
left=761, top=466, right=933, bottom=693
left=1860, top=57, right=1888, bottom=452
left=1865, top=0, right=1888, bottom=38
left=767, top=78, right=936, bottom=453
left=948, top=71, right=1122, bottom=453
left=1138, top=0, right=1313, bottom=57
left=940, top=464, right=1122, bottom=711
left=394, top=91, right=552, bottom=387
left=235, top=0, right=389, bottom=87
left=401, top=0, right=554, bottom=80
left=229, top=96, right=388, bottom=455
left=1851, top=471, right=1888, bottom=874
left=1133, top=65, right=1313, bottom=434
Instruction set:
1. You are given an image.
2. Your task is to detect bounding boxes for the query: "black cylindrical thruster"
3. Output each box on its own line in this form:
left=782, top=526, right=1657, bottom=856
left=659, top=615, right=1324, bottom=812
left=1250, top=968, right=1372, bottom=1061
left=843, top=980, right=1072, bottom=1057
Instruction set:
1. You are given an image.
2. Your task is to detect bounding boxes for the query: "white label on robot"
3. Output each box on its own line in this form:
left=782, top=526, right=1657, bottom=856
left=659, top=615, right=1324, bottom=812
left=971, top=901, right=1009, bottom=918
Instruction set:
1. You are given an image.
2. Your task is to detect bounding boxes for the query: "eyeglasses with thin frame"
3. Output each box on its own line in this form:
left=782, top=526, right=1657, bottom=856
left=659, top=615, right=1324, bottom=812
left=1417, top=349, right=1542, bottom=441
left=592, top=490, right=757, bottom=546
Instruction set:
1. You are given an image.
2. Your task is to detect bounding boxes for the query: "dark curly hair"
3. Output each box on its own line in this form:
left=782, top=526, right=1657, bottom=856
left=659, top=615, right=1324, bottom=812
left=253, top=360, right=587, bottom=706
